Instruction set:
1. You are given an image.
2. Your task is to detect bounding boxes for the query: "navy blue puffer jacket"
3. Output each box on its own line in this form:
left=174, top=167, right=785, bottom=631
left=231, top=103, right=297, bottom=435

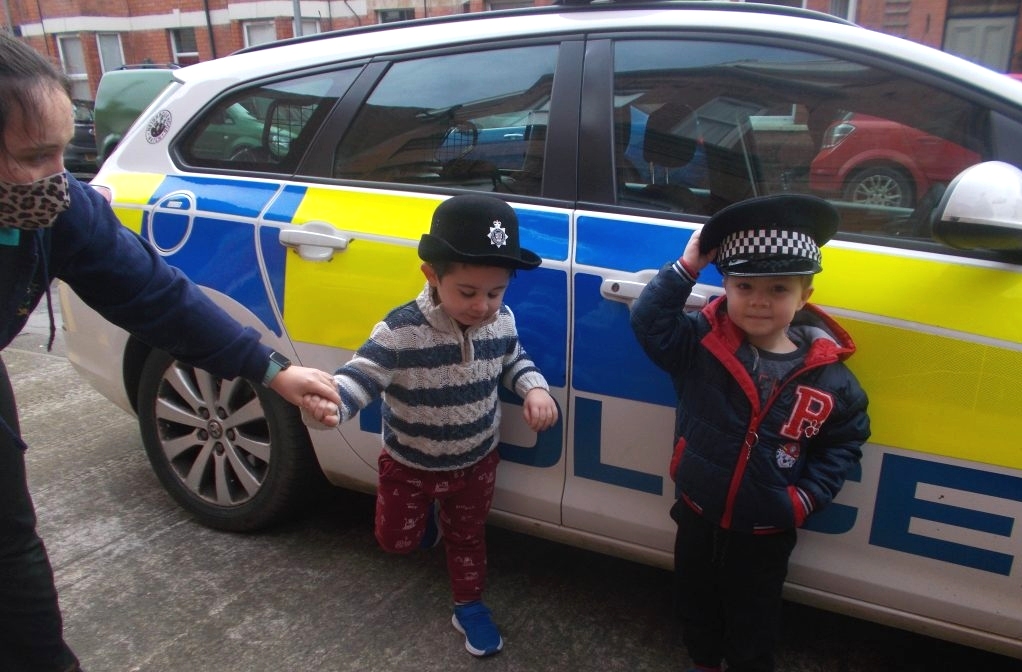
left=631, top=262, right=870, bottom=533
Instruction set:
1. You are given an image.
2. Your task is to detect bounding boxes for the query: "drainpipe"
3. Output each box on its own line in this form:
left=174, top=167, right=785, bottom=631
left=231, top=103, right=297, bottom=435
left=34, top=0, right=53, bottom=56
left=202, top=0, right=216, bottom=58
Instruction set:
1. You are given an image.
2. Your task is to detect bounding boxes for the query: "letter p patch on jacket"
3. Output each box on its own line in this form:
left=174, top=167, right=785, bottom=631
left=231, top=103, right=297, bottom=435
left=780, top=385, right=834, bottom=439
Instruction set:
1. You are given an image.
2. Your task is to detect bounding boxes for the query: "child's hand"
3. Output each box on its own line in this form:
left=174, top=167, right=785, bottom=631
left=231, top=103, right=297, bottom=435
left=302, top=393, right=341, bottom=428
left=522, top=388, right=558, bottom=433
left=269, top=365, right=340, bottom=407
left=681, top=229, right=716, bottom=275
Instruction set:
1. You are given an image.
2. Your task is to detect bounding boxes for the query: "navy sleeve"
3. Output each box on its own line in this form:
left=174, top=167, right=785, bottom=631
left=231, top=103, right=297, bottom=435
left=49, top=177, right=271, bottom=382
left=629, top=262, right=702, bottom=377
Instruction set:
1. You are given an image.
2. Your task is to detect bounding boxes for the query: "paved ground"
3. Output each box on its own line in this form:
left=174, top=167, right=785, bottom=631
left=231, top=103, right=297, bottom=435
left=9, top=345, right=692, bottom=672
left=7, top=296, right=1021, bottom=671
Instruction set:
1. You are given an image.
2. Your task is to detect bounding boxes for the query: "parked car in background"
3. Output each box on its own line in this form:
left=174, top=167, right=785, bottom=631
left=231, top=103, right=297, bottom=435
left=60, top=2, right=1022, bottom=660
left=809, top=111, right=980, bottom=208
left=93, top=64, right=178, bottom=167
left=186, top=102, right=278, bottom=161
left=94, top=65, right=297, bottom=168
left=63, top=99, right=97, bottom=178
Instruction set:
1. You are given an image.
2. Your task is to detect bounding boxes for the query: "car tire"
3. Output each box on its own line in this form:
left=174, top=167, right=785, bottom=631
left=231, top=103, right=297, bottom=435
left=843, top=165, right=915, bottom=208
left=137, top=349, right=321, bottom=532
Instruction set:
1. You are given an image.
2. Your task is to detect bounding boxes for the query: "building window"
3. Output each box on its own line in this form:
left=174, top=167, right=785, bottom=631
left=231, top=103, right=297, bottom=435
left=171, top=28, right=200, bottom=66
left=97, top=33, right=125, bottom=72
left=244, top=21, right=278, bottom=47
left=294, top=18, right=321, bottom=37
left=378, top=9, right=415, bottom=23
left=488, top=0, right=534, bottom=9
left=829, top=0, right=852, bottom=19
left=56, top=35, right=91, bottom=100
left=758, top=0, right=805, bottom=7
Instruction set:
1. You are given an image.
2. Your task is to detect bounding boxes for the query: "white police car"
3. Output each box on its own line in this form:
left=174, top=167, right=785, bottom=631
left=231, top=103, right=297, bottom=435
left=60, top=1, right=1022, bottom=659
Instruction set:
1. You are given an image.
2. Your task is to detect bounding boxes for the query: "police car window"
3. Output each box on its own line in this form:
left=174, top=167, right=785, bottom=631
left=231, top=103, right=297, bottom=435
left=333, top=45, right=557, bottom=196
left=612, top=39, right=992, bottom=243
left=178, top=69, right=356, bottom=173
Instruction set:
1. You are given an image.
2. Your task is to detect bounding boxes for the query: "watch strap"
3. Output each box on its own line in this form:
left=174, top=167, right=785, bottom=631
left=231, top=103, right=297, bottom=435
left=262, top=351, right=291, bottom=387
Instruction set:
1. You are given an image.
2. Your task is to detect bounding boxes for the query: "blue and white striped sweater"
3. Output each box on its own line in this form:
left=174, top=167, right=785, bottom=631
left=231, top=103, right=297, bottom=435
left=330, top=283, right=549, bottom=471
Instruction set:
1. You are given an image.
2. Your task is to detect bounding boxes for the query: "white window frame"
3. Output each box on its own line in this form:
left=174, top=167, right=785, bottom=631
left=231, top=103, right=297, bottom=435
left=96, top=33, right=125, bottom=73
left=244, top=20, right=278, bottom=48
left=56, top=35, right=91, bottom=100
left=377, top=8, right=415, bottom=23
left=171, top=27, right=199, bottom=65
left=293, top=18, right=321, bottom=37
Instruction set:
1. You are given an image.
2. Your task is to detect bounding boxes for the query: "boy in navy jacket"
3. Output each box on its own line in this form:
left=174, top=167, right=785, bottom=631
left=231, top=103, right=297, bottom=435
left=630, top=194, right=870, bottom=672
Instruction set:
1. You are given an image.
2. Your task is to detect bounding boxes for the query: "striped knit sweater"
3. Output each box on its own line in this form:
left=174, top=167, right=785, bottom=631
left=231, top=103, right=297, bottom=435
left=324, top=283, right=549, bottom=471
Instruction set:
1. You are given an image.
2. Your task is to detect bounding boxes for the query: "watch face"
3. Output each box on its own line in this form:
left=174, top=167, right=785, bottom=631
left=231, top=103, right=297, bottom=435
left=271, top=351, right=292, bottom=368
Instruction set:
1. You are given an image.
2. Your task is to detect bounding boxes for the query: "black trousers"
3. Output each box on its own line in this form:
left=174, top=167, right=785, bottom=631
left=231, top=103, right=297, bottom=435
left=0, top=356, right=80, bottom=672
left=672, top=500, right=796, bottom=672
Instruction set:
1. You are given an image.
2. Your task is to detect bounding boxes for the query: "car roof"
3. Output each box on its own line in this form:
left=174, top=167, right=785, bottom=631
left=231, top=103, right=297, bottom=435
left=234, top=0, right=852, bottom=58
left=169, top=2, right=1022, bottom=109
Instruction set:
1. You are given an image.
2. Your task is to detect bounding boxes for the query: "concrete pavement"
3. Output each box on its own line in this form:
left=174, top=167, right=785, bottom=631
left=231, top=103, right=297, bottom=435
left=6, top=296, right=1019, bottom=671
left=7, top=346, right=692, bottom=672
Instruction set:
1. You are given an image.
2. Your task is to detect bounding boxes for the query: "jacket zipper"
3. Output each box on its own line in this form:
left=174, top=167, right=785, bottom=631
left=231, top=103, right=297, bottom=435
left=719, top=359, right=825, bottom=529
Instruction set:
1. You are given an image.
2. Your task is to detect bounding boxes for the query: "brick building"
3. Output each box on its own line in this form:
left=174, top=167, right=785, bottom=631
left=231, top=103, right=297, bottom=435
left=1, top=0, right=1020, bottom=101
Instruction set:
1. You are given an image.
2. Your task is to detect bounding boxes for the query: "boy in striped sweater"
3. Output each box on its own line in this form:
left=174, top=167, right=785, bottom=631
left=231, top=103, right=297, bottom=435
left=302, top=194, right=558, bottom=657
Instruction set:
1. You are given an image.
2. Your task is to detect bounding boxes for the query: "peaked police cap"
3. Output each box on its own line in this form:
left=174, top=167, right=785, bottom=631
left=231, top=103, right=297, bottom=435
left=699, top=194, right=839, bottom=276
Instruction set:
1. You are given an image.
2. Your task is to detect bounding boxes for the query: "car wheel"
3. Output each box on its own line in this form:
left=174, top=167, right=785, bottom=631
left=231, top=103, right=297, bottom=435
left=843, top=166, right=914, bottom=208
left=137, top=349, right=321, bottom=531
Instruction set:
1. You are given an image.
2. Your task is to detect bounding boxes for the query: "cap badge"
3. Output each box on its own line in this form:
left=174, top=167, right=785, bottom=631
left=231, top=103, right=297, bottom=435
left=488, top=220, right=508, bottom=248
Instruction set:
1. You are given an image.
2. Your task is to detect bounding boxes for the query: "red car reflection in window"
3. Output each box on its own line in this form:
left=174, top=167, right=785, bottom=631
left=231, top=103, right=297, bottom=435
left=809, top=112, right=980, bottom=209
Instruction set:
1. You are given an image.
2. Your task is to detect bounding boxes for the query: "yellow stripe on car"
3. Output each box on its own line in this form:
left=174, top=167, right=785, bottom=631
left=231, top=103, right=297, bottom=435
left=99, top=172, right=167, bottom=235
left=818, top=246, right=1022, bottom=344
left=838, top=316, right=1022, bottom=470
left=284, top=189, right=443, bottom=349
left=816, top=246, right=1022, bottom=470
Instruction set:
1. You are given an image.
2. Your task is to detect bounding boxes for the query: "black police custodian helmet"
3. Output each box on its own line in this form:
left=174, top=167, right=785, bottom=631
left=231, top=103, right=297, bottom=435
left=699, top=194, right=839, bottom=276
left=418, top=194, right=542, bottom=270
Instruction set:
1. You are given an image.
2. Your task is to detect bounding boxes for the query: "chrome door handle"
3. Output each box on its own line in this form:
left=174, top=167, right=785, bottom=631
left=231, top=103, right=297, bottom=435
left=279, top=221, right=349, bottom=261
left=601, top=272, right=710, bottom=310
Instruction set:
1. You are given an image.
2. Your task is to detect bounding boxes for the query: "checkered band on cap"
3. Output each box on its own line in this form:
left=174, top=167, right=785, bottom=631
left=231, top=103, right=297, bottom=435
left=718, top=228, right=821, bottom=267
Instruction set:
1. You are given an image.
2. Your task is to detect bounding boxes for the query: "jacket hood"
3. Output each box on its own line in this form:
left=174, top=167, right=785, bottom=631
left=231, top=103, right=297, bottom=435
left=702, top=296, right=857, bottom=365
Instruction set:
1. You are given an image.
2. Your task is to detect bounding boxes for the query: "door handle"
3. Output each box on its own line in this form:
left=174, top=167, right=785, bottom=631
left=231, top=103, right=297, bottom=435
left=600, top=277, right=648, bottom=302
left=279, top=221, right=349, bottom=261
left=601, top=272, right=710, bottom=310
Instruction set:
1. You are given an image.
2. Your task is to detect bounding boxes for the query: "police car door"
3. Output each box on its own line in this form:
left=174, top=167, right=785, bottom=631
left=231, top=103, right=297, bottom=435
left=272, top=42, right=574, bottom=526
left=567, top=32, right=1022, bottom=649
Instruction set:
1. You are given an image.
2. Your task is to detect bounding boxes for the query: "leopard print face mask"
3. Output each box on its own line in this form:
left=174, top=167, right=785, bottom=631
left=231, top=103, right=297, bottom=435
left=0, top=171, right=70, bottom=230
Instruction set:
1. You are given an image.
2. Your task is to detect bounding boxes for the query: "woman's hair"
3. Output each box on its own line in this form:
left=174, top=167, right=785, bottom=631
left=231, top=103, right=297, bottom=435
left=0, top=33, right=72, bottom=152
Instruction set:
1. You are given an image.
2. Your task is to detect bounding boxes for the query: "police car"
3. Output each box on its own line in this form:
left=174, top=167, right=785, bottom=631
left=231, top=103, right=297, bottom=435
left=59, top=1, right=1022, bottom=659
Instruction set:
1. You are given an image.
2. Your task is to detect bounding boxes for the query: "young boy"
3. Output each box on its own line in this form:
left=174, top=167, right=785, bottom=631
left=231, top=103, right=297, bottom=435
left=302, top=193, right=558, bottom=657
left=630, top=194, right=870, bottom=672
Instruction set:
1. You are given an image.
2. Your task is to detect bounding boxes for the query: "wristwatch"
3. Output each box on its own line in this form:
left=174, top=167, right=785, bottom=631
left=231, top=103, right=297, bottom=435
left=262, top=350, right=292, bottom=387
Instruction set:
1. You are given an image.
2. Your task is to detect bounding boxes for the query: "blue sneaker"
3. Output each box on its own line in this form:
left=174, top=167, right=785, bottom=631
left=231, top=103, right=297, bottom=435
left=452, top=601, right=503, bottom=657
left=419, top=500, right=442, bottom=549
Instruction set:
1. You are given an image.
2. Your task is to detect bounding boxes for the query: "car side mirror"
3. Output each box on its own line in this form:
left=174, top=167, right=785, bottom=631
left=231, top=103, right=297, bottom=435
left=932, top=161, right=1022, bottom=252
